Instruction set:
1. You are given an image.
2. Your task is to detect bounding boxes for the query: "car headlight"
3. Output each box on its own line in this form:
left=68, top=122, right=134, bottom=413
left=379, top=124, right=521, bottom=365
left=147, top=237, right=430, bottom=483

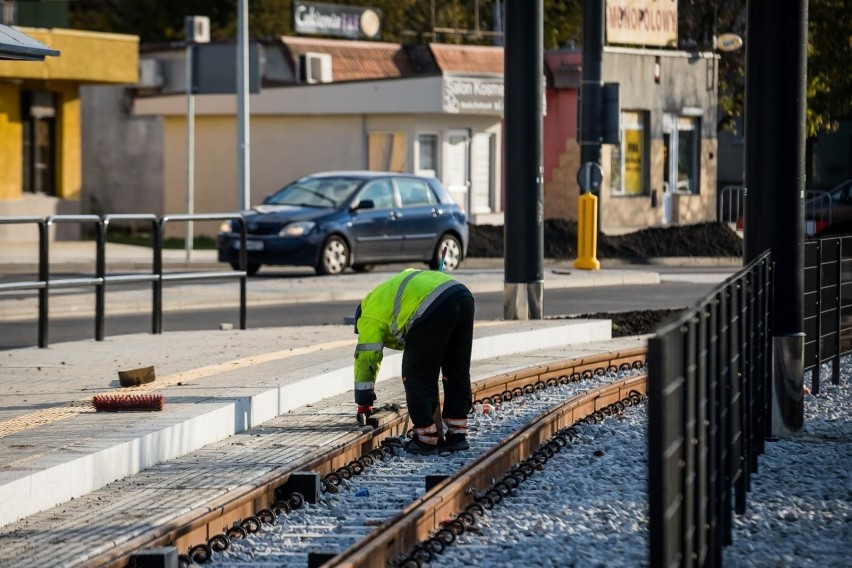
left=219, top=220, right=233, bottom=233
left=279, top=221, right=315, bottom=237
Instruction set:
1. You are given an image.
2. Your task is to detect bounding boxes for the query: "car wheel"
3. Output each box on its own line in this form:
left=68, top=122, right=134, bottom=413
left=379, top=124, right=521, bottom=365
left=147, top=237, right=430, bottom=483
left=429, top=234, right=462, bottom=271
left=230, top=262, right=261, bottom=276
left=352, top=263, right=375, bottom=273
left=316, top=235, right=349, bottom=275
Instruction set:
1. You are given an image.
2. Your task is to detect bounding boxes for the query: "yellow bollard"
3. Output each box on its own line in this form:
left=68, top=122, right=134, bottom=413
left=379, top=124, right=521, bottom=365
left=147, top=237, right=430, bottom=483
left=573, top=192, right=600, bottom=270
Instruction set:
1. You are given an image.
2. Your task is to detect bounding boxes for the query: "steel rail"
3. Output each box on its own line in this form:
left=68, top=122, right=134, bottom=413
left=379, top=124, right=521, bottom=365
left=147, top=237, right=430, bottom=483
left=328, top=374, right=648, bottom=568
left=86, top=348, right=646, bottom=568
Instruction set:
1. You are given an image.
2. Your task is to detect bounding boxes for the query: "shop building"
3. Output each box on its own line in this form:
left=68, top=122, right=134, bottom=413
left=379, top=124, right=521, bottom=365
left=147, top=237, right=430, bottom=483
left=0, top=27, right=138, bottom=241
left=82, top=35, right=717, bottom=239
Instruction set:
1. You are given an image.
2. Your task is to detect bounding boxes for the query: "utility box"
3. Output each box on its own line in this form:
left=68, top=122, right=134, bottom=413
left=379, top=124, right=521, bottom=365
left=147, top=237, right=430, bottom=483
left=184, top=16, right=210, bottom=44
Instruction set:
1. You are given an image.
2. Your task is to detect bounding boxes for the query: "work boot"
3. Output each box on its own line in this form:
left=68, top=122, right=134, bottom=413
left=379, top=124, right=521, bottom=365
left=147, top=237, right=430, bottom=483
left=402, top=437, right=438, bottom=456
left=439, top=433, right=469, bottom=453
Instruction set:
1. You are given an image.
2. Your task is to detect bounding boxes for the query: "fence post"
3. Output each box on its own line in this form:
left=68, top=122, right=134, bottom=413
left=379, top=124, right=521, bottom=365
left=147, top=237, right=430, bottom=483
left=38, top=220, right=49, bottom=348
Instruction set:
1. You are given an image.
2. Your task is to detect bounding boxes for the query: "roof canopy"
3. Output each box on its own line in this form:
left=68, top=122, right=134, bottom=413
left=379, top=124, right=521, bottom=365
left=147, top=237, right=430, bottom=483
left=0, top=24, right=60, bottom=61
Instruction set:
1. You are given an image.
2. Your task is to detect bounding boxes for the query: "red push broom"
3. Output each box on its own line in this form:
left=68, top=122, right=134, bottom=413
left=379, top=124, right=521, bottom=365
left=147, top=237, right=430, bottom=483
left=92, top=394, right=165, bottom=412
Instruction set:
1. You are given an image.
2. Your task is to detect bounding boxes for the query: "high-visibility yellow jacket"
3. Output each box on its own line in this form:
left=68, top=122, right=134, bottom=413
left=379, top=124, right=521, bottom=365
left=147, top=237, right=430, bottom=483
left=353, top=268, right=468, bottom=394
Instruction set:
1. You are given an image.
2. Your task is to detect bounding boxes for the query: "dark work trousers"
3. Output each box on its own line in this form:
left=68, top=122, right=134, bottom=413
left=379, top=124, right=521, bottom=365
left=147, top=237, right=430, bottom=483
left=401, top=295, right=475, bottom=431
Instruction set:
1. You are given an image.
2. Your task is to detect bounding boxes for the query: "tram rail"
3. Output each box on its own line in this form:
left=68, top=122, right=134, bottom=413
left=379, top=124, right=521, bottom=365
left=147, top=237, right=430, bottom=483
left=88, top=347, right=646, bottom=568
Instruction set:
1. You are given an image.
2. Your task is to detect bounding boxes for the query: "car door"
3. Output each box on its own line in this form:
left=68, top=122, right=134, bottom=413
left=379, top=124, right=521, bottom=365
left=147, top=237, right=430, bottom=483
left=394, top=176, right=444, bottom=259
left=347, top=178, right=404, bottom=261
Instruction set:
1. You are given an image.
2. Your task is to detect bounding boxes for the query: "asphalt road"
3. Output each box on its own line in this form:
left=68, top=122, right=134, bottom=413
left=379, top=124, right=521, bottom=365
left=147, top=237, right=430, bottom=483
left=0, top=280, right=722, bottom=351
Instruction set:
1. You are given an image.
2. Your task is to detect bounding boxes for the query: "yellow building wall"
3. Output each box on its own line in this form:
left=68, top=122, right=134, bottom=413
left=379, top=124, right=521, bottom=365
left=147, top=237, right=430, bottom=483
left=0, top=85, right=22, bottom=200
left=0, top=28, right=138, bottom=84
left=0, top=28, right=137, bottom=224
left=54, top=83, right=81, bottom=200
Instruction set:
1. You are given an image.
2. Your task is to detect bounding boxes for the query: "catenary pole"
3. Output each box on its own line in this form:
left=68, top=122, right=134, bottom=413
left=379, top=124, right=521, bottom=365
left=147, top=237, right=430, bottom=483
left=503, top=0, right=544, bottom=320
left=237, top=0, right=250, bottom=210
left=744, top=0, right=808, bottom=435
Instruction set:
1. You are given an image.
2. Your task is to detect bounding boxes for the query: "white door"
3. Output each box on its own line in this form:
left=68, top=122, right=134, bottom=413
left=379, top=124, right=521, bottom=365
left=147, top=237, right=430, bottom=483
left=445, top=130, right=470, bottom=211
left=470, top=132, right=494, bottom=213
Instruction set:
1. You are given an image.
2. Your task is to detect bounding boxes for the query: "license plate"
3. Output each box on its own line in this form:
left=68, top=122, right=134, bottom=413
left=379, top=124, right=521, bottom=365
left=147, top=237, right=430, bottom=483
left=233, top=240, right=263, bottom=251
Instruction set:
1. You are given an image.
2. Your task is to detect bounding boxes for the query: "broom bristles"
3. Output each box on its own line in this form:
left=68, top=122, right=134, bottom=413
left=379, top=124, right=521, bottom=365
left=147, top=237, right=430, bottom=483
left=92, top=394, right=164, bottom=412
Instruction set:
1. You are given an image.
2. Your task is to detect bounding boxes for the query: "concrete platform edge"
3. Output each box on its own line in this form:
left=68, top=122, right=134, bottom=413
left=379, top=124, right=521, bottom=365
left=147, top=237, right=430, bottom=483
left=0, top=320, right=610, bottom=528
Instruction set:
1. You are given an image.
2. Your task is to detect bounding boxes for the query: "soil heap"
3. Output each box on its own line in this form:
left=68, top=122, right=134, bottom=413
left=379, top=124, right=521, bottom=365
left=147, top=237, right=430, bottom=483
left=468, top=220, right=743, bottom=260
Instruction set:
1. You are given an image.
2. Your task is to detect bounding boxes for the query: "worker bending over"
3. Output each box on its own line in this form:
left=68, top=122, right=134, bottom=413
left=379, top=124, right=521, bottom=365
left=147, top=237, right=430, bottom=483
left=353, top=268, right=475, bottom=455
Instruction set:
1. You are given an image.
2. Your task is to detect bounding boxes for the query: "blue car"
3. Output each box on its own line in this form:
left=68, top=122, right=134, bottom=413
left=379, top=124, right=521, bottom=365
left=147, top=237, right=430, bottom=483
left=218, top=171, right=469, bottom=276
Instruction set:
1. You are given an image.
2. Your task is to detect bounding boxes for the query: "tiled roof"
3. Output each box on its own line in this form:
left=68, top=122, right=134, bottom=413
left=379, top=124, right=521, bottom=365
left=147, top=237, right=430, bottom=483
left=429, top=43, right=503, bottom=74
left=280, top=36, right=416, bottom=81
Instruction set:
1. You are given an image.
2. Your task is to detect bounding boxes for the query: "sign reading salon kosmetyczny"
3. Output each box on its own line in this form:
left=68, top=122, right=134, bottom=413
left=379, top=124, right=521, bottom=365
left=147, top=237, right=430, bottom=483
left=293, top=1, right=382, bottom=40
left=443, top=76, right=505, bottom=115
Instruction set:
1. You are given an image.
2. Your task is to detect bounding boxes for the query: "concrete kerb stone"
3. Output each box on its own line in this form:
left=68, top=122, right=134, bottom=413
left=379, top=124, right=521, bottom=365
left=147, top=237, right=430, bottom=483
left=0, top=319, right=611, bottom=528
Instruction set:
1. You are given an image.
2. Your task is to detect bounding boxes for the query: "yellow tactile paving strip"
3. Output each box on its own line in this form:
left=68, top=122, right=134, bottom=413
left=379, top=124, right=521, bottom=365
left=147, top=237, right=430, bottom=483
left=0, top=339, right=355, bottom=439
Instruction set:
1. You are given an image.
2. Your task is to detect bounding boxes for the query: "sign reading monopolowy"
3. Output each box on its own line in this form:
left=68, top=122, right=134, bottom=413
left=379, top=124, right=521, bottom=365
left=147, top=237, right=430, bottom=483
left=605, top=0, right=678, bottom=48
left=293, top=1, right=382, bottom=40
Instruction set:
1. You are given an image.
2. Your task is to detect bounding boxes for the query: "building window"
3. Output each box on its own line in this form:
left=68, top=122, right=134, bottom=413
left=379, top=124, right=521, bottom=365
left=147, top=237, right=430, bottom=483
left=416, top=133, right=439, bottom=178
left=368, top=131, right=406, bottom=172
left=21, top=90, right=57, bottom=196
left=610, top=111, right=648, bottom=196
left=676, top=117, right=700, bottom=194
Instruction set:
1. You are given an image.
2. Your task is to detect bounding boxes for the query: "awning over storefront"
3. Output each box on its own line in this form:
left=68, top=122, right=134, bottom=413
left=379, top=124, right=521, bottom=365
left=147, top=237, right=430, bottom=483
left=0, top=24, right=60, bottom=61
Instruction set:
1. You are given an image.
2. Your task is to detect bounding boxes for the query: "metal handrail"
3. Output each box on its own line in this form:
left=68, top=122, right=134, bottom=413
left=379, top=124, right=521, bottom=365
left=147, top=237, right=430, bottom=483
left=0, top=213, right=248, bottom=348
left=155, top=214, right=247, bottom=334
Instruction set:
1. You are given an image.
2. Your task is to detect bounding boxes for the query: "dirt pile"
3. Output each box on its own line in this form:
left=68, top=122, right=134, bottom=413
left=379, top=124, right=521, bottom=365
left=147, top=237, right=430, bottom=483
left=468, top=220, right=743, bottom=260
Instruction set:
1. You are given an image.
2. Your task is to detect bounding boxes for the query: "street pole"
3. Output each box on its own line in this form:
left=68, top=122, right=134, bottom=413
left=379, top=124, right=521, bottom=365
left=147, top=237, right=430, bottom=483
left=503, top=0, right=544, bottom=320
left=237, top=0, right=250, bottom=210
left=185, top=41, right=195, bottom=262
left=744, top=0, right=808, bottom=436
left=579, top=0, right=603, bottom=192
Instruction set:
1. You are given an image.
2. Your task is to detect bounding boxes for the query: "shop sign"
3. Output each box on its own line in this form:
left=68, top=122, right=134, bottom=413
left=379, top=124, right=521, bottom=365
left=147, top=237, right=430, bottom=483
left=293, top=1, right=382, bottom=40
left=443, top=77, right=505, bottom=114
left=605, top=0, right=678, bottom=48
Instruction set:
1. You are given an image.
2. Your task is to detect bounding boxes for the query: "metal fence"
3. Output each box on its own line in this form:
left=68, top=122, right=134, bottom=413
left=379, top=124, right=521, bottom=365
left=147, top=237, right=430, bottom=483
left=647, top=235, right=851, bottom=566
left=0, top=213, right=248, bottom=348
left=648, top=252, right=773, bottom=568
left=803, top=235, right=852, bottom=393
left=717, top=185, right=744, bottom=226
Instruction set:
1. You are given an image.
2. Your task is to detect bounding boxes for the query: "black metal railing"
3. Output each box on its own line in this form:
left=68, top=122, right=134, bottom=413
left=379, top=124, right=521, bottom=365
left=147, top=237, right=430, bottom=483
left=648, top=251, right=772, bottom=568
left=0, top=213, right=248, bottom=348
left=803, top=235, right=852, bottom=393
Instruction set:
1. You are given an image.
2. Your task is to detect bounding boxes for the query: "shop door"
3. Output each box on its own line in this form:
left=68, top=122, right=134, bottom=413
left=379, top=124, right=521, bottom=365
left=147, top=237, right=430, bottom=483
left=445, top=130, right=470, bottom=211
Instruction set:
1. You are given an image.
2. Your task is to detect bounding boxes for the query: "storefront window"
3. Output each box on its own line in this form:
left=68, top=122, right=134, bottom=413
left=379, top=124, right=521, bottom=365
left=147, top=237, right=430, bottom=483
left=368, top=131, right=406, bottom=172
left=417, top=133, right=439, bottom=177
left=610, top=111, right=647, bottom=196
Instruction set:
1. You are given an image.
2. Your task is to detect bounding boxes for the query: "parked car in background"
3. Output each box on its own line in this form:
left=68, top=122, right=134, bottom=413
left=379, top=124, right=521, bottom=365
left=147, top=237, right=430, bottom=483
left=805, top=178, right=852, bottom=235
left=218, top=171, right=468, bottom=276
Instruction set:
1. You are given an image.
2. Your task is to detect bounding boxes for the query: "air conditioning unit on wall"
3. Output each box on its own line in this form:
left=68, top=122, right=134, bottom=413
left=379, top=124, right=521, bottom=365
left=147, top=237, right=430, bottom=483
left=299, top=52, right=332, bottom=84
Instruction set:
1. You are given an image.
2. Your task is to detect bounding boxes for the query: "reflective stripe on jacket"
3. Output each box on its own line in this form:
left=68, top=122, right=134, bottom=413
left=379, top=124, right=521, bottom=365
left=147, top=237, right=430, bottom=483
left=354, top=268, right=466, bottom=387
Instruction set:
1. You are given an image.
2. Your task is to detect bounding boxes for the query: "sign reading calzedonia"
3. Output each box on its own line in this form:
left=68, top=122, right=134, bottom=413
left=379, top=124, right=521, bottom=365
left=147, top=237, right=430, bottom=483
left=293, top=1, right=382, bottom=40
left=606, top=0, right=678, bottom=47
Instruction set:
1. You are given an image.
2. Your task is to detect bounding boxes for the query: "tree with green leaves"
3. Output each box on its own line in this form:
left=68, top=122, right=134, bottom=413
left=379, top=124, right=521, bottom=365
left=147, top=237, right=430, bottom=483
left=69, top=0, right=849, bottom=137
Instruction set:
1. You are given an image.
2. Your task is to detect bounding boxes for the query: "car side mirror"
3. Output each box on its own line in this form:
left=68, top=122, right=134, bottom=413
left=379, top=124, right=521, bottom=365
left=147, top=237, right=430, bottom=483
left=353, top=199, right=375, bottom=211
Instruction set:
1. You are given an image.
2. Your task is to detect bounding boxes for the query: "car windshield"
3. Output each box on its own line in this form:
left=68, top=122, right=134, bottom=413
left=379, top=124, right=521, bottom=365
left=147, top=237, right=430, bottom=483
left=264, top=177, right=362, bottom=208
